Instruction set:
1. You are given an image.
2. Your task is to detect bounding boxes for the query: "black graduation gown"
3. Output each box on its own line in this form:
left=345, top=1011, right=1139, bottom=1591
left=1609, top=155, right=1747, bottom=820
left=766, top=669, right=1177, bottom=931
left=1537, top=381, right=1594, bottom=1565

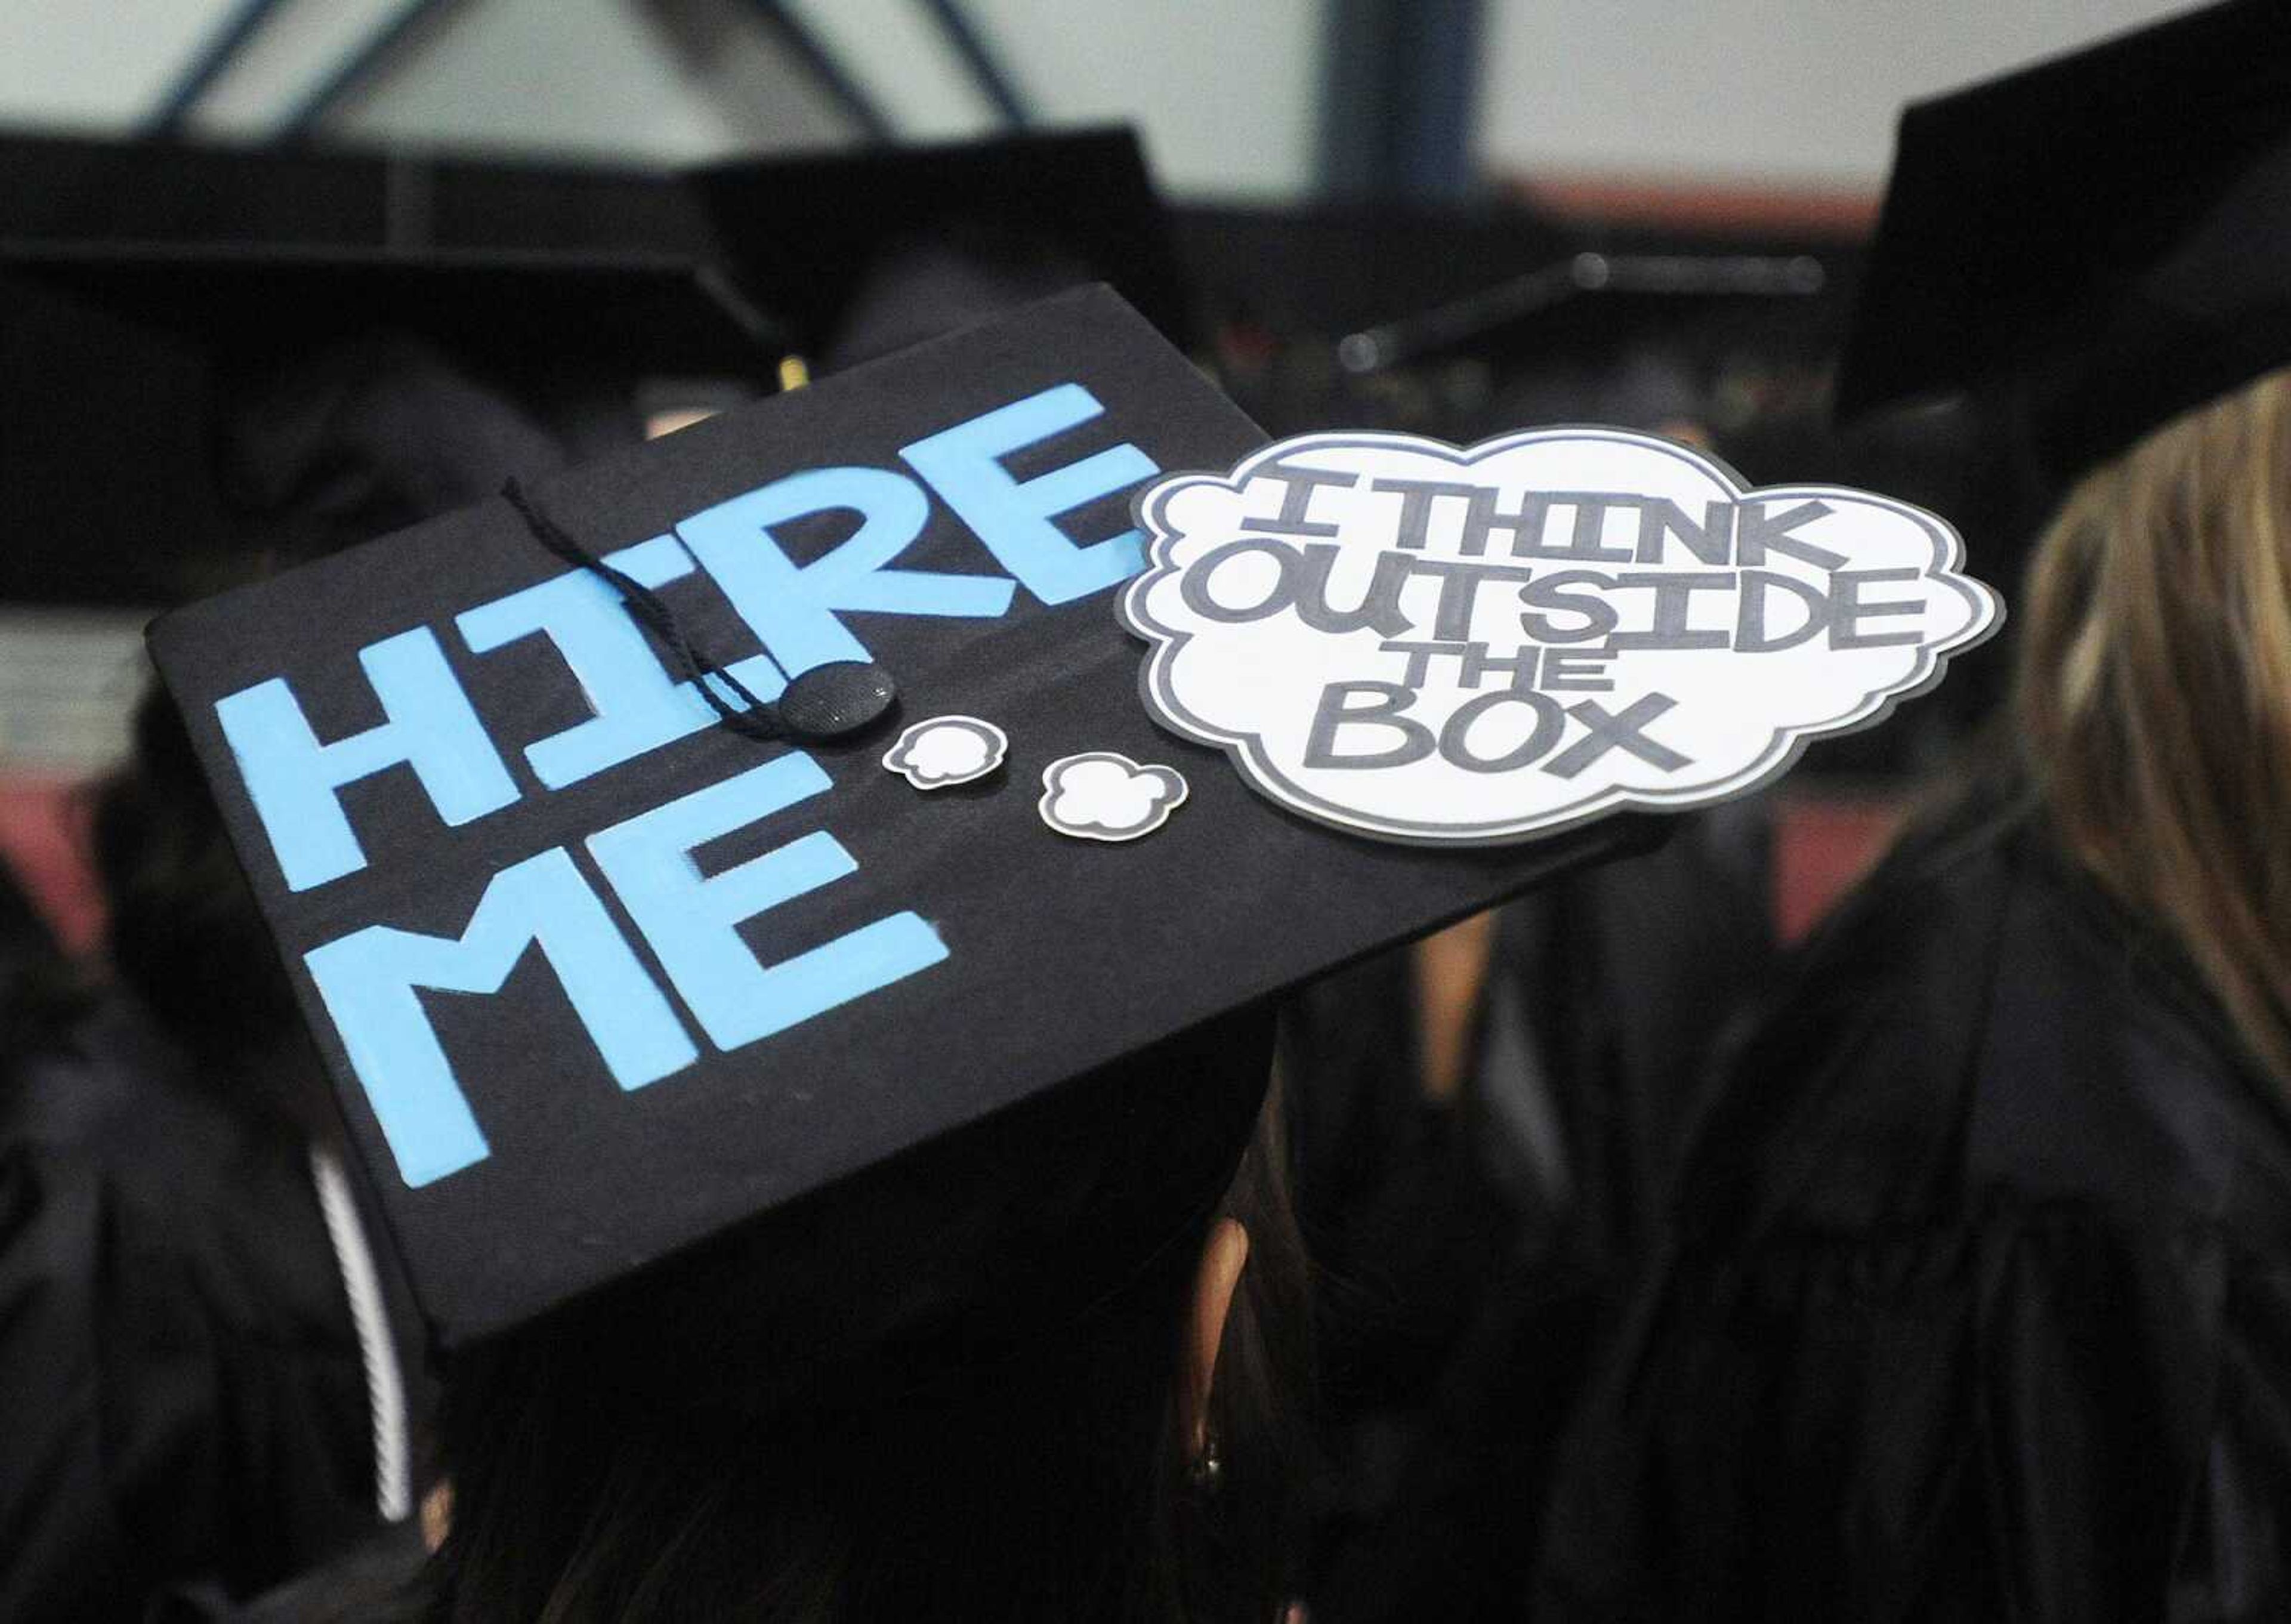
left=0, top=858, right=64, bottom=1055
left=1534, top=794, right=2291, bottom=1620
left=0, top=995, right=389, bottom=1619
left=1293, top=801, right=1773, bottom=1623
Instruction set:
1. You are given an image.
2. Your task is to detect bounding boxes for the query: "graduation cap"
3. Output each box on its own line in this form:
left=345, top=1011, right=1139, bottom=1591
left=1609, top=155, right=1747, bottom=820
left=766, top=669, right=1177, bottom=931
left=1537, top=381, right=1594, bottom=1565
left=145, top=284, right=1650, bottom=1353
left=1833, top=0, right=2291, bottom=481
left=5, top=243, right=777, bottom=376
left=0, top=245, right=779, bottom=606
left=691, top=126, right=1194, bottom=368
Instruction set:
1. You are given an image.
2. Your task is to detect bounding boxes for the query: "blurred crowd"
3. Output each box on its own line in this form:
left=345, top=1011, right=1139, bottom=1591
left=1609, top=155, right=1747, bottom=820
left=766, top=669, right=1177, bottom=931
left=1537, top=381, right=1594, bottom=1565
left=4, top=4, right=2290, bottom=1619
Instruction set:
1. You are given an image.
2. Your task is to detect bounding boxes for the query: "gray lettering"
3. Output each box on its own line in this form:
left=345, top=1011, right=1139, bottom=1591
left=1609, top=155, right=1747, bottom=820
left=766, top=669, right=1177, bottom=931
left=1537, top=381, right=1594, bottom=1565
left=1439, top=690, right=1568, bottom=773
left=1734, top=500, right=1846, bottom=571
left=1178, top=538, right=1295, bottom=623
left=1544, top=693, right=1692, bottom=779
left=1304, top=682, right=1437, bottom=770
left=1733, top=569, right=1832, bottom=652
left=1518, top=568, right=1620, bottom=644
left=1539, top=650, right=1619, bottom=693
left=1830, top=567, right=1925, bottom=648
left=1246, top=461, right=1359, bottom=538
left=1606, top=571, right=1736, bottom=650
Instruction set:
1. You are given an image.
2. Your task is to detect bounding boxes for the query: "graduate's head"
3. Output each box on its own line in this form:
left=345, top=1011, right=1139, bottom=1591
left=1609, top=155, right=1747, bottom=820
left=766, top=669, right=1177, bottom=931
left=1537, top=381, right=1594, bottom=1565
left=421, top=1008, right=1309, bottom=1624
left=53, top=249, right=767, bottom=1072
left=2015, top=367, right=2291, bottom=1088
left=92, top=334, right=574, bottom=1073
left=141, top=283, right=1650, bottom=1620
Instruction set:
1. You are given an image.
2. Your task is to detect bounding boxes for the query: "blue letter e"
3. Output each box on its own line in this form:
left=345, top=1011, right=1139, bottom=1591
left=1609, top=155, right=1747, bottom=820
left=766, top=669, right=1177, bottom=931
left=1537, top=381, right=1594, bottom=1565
left=587, top=754, right=946, bottom=1051
left=901, top=383, right=1159, bottom=605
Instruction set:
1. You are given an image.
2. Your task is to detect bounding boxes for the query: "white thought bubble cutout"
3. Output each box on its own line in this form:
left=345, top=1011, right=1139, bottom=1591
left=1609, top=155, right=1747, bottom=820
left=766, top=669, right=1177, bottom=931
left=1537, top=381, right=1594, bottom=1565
left=1117, top=427, right=2005, bottom=847
left=882, top=715, right=1009, bottom=789
left=1039, top=751, right=1190, bottom=842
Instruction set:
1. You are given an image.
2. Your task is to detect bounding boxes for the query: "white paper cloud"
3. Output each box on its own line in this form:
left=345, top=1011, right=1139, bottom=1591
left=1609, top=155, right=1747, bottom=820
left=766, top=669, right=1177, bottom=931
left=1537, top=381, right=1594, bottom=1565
left=883, top=715, right=1008, bottom=789
left=1039, top=751, right=1189, bottom=842
left=1120, top=428, right=2001, bottom=844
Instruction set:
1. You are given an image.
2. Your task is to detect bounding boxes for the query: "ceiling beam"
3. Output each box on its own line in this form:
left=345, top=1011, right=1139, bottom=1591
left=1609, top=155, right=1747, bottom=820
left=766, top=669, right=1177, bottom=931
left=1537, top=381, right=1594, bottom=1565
left=736, top=0, right=896, bottom=143
left=146, top=0, right=295, bottom=135
left=274, top=0, right=473, bottom=142
left=912, top=0, right=1030, bottom=128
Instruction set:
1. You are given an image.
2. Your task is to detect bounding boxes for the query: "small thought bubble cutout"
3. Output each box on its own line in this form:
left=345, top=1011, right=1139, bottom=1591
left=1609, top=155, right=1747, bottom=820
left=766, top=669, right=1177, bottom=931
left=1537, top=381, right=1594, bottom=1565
left=1039, top=751, right=1189, bottom=842
left=883, top=715, right=1009, bottom=790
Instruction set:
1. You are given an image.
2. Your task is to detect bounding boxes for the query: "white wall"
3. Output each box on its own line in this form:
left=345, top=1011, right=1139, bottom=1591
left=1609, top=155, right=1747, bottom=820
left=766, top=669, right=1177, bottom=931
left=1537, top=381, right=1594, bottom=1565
left=0, top=0, right=2215, bottom=198
left=331, top=0, right=829, bottom=162
left=965, top=0, right=1324, bottom=200
left=0, top=0, right=230, bottom=129
left=1476, top=0, right=2194, bottom=190
left=0, top=0, right=1323, bottom=198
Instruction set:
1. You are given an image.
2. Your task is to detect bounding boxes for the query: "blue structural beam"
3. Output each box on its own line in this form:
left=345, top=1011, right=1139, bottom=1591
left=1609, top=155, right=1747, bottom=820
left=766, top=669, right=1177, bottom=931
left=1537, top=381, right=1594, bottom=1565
left=1319, top=0, right=1486, bottom=202
left=739, top=1, right=897, bottom=143
left=147, top=0, right=294, bottom=136
left=913, top=0, right=1031, bottom=128
left=276, top=0, right=471, bottom=141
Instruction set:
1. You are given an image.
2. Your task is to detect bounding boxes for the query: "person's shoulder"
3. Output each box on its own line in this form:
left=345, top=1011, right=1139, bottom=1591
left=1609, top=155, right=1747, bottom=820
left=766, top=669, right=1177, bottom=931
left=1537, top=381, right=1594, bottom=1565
left=1966, top=835, right=2291, bottom=1236
left=2, top=993, right=347, bottom=1344
left=2, top=997, right=193, bottom=1271
left=5, top=992, right=204, bottom=1147
left=1670, top=796, right=2031, bottom=1236
left=1686, top=795, right=2291, bottom=1248
left=146, top=1526, right=431, bottom=1624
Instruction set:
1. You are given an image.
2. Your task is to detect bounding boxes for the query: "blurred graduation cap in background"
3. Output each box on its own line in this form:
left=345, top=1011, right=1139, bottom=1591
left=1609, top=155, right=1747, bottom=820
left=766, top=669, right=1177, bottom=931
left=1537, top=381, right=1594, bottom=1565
left=692, top=126, right=1195, bottom=371
left=1833, top=0, right=2291, bottom=484
left=0, top=245, right=779, bottom=606
left=1334, top=250, right=1832, bottom=378
left=1308, top=248, right=1841, bottom=458
left=145, top=284, right=1651, bottom=1363
left=0, top=132, right=714, bottom=259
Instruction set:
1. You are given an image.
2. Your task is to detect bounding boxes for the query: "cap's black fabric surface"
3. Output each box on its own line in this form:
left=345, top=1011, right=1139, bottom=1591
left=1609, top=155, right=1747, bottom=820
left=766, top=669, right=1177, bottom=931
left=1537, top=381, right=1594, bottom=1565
left=4, top=244, right=776, bottom=375
left=149, top=286, right=1649, bottom=1345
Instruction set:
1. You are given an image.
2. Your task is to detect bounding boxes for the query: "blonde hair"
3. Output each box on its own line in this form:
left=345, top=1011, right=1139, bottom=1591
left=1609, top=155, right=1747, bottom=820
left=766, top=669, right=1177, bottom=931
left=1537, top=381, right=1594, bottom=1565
left=2017, top=370, right=2291, bottom=1089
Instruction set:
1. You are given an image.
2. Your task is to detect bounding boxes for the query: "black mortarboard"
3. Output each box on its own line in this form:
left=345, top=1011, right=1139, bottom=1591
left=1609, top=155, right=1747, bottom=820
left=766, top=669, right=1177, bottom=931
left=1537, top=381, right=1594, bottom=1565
left=1833, top=0, right=2291, bottom=480
left=5, top=243, right=776, bottom=378
left=1, top=245, right=777, bottom=605
left=1336, top=251, right=1832, bottom=375
left=0, top=132, right=714, bottom=258
left=145, top=285, right=1647, bottom=1350
left=691, top=127, right=1194, bottom=365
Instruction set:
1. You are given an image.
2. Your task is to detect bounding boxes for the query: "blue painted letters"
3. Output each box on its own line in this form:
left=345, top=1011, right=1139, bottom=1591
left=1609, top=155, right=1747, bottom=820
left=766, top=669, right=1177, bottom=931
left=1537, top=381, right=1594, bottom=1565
left=455, top=533, right=787, bottom=789
left=217, top=627, right=519, bottom=893
left=303, top=847, right=699, bottom=1187
left=900, top=383, right=1158, bottom=604
left=675, top=466, right=1014, bottom=679
left=586, top=754, right=947, bottom=1051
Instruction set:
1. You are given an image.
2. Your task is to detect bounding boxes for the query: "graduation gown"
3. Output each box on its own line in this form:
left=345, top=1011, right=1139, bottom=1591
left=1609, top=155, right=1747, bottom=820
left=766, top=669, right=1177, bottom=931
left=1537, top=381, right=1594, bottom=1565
left=1292, top=802, right=1772, bottom=1623
left=0, top=995, right=390, bottom=1619
left=1534, top=791, right=2291, bottom=1620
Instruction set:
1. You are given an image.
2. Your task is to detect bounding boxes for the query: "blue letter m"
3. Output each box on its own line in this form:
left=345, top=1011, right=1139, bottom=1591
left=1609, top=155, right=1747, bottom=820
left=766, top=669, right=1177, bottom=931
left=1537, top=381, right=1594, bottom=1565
left=303, top=848, right=697, bottom=1188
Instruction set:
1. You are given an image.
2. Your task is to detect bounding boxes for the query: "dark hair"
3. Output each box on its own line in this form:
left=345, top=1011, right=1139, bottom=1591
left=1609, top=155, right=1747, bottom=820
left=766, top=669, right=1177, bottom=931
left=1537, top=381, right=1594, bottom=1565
left=0, top=856, right=78, bottom=1059
left=81, top=336, right=577, bottom=1079
left=418, top=1019, right=1311, bottom=1623
left=87, top=684, right=301, bottom=1066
